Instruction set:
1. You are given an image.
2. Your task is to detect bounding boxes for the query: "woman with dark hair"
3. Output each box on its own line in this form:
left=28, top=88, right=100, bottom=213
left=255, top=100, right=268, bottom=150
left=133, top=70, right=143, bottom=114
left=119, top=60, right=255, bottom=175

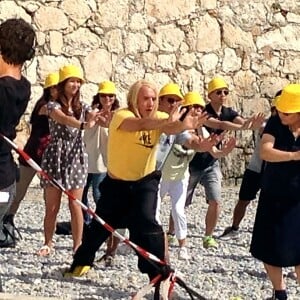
left=250, top=84, right=300, bottom=300
left=38, top=65, right=98, bottom=256
left=82, top=81, right=121, bottom=266
left=0, top=72, right=59, bottom=248
left=82, top=81, right=120, bottom=223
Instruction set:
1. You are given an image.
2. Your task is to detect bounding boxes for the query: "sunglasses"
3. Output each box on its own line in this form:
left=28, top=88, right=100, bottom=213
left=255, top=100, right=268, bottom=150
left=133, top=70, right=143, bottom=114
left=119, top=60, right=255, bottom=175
left=280, top=112, right=293, bottom=116
left=187, top=104, right=204, bottom=110
left=216, top=90, right=229, bottom=96
left=166, top=97, right=182, bottom=104
left=100, top=94, right=115, bottom=98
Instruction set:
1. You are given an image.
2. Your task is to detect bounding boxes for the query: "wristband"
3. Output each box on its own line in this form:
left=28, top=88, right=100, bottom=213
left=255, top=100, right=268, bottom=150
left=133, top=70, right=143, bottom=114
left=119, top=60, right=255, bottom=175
left=80, top=122, right=86, bottom=130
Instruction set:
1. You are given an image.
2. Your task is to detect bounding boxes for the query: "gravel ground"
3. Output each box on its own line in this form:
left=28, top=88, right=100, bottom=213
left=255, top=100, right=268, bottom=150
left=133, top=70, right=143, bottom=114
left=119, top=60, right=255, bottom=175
left=0, top=184, right=299, bottom=300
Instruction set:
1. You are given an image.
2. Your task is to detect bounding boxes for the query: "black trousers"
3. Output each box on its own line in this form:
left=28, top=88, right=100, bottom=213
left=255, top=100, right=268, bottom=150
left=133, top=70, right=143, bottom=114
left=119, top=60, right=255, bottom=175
left=71, top=171, right=165, bottom=277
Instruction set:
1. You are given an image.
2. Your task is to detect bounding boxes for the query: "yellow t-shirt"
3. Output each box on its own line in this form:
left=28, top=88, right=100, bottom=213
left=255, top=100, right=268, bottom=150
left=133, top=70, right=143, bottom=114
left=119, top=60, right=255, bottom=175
left=107, top=108, right=168, bottom=180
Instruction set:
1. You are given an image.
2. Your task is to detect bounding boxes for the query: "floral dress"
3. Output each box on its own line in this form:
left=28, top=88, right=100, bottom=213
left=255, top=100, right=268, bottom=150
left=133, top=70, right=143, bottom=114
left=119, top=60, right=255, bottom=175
left=41, top=101, right=91, bottom=190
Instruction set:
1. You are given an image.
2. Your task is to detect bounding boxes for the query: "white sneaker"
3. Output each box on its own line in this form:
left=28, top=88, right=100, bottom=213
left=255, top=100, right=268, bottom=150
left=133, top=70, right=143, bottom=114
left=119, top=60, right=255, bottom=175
left=178, top=247, right=190, bottom=260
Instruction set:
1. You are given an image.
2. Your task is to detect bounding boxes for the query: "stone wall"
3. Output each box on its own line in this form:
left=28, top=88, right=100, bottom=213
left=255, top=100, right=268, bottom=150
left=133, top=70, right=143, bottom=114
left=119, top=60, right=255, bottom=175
left=2, top=0, right=300, bottom=184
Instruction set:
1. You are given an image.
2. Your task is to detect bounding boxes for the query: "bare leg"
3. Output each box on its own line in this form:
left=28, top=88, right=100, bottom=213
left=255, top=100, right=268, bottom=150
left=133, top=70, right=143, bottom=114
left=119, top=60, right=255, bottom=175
left=264, top=263, right=286, bottom=291
left=40, top=186, right=61, bottom=255
left=232, top=200, right=251, bottom=229
left=106, top=234, right=121, bottom=257
left=167, top=213, right=174, bottom=235
left=68, top=188, right=84, bottom=253
left=205, top=200, right=220, bottom=236
left=294, top=265, right=300, bottom=284
left=9, top=166, right=36, bottom=216
left=178, top=238, right=186, bottom=248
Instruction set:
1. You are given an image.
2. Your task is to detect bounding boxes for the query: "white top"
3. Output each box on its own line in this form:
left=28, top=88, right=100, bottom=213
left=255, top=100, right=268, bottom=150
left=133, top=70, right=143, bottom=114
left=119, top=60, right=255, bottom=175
left=161, top=127, right=210, bottom=181
left=83, top=125, right=108, bottom=173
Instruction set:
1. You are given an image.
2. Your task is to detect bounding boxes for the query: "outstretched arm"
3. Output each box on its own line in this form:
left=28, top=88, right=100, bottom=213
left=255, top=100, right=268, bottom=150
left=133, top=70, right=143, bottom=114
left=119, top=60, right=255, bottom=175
left=185, top=132, right=223, bottom=153
left=204, top=113, right=265, bottom=131
left=119, top=104, right=208, bottom=133
left=49, top=108, right=99, bottom=129
left=209, top=136, right=236, bottom=158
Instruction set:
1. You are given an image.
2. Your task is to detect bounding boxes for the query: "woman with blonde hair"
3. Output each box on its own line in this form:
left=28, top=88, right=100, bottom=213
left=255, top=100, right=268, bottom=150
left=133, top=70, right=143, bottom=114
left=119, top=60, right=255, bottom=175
left=38, top=65, right=98, bottom=256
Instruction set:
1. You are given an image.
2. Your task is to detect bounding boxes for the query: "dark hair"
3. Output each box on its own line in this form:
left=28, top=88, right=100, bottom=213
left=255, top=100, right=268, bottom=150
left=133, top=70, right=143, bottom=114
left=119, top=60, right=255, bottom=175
left=57, top=79, right=82, bottom=120
left=0, top=18, right=36, bottom=65
left=179, top=105, right=190, bottom=121
left=91, top=94, right=120, bottom=111
left=30, top=88, right=54, bottom=123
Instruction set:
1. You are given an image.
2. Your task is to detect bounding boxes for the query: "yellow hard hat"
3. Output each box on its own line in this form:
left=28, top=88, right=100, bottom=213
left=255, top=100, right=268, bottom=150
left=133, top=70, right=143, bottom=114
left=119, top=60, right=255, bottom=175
left=44, top=72, right=59, bottom=89
left=182, top=91, right=205, bottom=107
left=276, top=84, right=300, bottom=113
left=58, top=65, right=84, bottom=83
left=159, top=83, right=183, bottom=99
left=271, top=96, right=280, bottom=107
left=208, top=77, right=228, bottom=94
left=98, top=81, right=116, bottom=94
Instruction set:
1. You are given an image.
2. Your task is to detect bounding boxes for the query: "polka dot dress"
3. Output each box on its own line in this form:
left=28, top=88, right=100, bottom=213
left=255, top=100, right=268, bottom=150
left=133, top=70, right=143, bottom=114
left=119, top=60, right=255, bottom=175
left=41, top=101, right=90, bottom=190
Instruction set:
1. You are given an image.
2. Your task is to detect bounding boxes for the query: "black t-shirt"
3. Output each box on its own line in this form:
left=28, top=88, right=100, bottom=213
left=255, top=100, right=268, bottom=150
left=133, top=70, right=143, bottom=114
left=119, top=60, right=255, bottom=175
left=19, top=113, right=50, bottom=166
left=0, top=76, right=31, bottom=189
left=189, top=103, right=239, bottom=170
left=261, top=114, right=300, bottom=201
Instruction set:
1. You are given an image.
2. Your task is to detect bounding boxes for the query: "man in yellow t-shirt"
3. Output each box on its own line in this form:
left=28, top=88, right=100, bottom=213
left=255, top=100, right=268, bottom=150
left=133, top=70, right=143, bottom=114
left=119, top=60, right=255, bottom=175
left=108, top=108, right=168, bottom=180
left=66, top=79, right=204, bottom=283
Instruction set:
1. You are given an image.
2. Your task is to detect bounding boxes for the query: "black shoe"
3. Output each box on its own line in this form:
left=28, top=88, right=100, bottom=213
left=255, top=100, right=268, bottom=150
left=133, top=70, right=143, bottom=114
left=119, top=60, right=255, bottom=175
left=219, top=226, right=239, bottom=239
left=55, top=221, right=72, bottom=235
left=269, top=289, right=288, bottom=300
left=0, top=215, right=21, bottom=248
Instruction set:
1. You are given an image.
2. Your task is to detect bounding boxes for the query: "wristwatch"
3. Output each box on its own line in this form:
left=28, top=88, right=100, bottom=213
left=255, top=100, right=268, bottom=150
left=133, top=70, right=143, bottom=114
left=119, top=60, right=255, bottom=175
left=80, top=122, right=87, bottom=130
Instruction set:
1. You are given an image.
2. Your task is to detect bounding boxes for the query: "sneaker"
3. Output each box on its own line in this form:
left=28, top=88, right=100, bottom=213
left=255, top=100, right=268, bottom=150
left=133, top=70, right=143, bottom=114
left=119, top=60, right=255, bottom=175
left=203, top=236, right=218, bottom=249
left=64, top=265, right=91, bottom=278
left=167, top=233, right=176, bottom=246
left=219, top=226, right=239, bottom=240
left=178, top=247, right=190, bottom=260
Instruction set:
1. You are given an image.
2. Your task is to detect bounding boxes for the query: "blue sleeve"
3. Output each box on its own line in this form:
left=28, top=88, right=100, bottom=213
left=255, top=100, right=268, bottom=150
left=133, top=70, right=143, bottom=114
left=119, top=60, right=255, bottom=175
left=175, top=130, right=191, bottom=145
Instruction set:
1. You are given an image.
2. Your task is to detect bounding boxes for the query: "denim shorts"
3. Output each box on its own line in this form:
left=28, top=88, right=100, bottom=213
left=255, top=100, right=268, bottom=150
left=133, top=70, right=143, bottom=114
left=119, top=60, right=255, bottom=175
left=187, top=160, right=222, bottom=203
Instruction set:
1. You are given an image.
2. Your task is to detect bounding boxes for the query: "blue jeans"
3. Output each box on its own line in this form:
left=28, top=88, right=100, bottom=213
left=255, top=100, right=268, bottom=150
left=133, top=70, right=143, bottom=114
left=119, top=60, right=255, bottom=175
left=82, top=173, right=106, bottom=223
